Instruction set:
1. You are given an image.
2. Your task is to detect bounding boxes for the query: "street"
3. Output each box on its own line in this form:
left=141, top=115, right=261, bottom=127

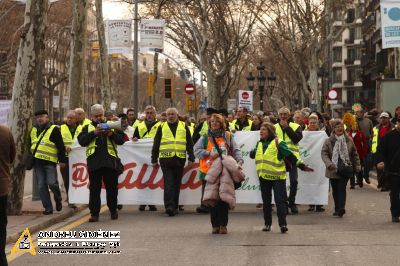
left=8, top=183, right=400, bottom=266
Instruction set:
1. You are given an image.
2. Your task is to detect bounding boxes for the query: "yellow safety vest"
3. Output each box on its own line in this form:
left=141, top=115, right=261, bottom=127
left=255, top=139, right=287, bottom=180
left=188, top=122, right=195, bottom=136
left=130, top=119, right=140, bottom=129
left=229, top=122, right=235, bottom=131
left=199, top=122, right=208, bottom=137
left=60, top=124, right=77, bottom=157
left=159, top=121, right=187, bottom=159
left=86, top=124, right=117, bottom=158
left=274, top=122, right=300, bottom=159
left=137, top=121, right=161, bottom=139
left=232, top=119, right=253, bottom=131
left=30, top=125, right=58, bottom=163
left=76, top=118, right=91, bottom=137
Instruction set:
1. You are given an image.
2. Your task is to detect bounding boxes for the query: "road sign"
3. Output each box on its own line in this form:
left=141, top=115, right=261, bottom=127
left=199, top=100, right=206, bottom=110
left=328, top=100, right=338, bottom=105
left=328, top=89, right=338, bottom=100
left=184, top=83, right=195, bottom=94
left=238, top=90, right=253, bottom=111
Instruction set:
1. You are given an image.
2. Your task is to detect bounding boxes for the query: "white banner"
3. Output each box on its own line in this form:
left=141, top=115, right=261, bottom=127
left=238, top=90, right=253, bottom=111
left=381, top=1, right=400, bottom=49
left=0, top=100, right=11, bottom=125
left=139, top=19, right=165, bottom=52
left=69, top=131, right=329, bottom=205
left=106, top=20, right=132, bottom=54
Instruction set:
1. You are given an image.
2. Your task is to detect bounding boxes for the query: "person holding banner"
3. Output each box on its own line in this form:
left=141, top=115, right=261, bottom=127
left=250, top=122, right=313, bottom=233
left=194, top=113, right=243, bottom=234
left=321, top=119, right=361, bottom=218
left=77, top=104, right=126, bottom=222
left=152, top=107, right=195, bottom=217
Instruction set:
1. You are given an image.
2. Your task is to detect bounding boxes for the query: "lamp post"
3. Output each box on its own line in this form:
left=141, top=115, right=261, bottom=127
left=246, top=72, right=255, bottom=91
left=256, top=62, right=266, bottom=111
left=267, top=71, right=277, bottom=97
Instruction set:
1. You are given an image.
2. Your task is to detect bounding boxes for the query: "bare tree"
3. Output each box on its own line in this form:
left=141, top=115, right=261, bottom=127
left=7, top=0, right=48, bottom=214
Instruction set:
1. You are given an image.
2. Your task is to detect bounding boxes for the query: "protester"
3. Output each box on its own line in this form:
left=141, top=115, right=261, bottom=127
left=250, top=122, right=313, bottom=233
left=321, top=119, right=361, bottom=217
left=293, top=110, right=306, bottom=130
left=275, top=107, right=303, bottom=214
left=348, top=121, right=368, bottom=188
left=194, top=113, right=243, bottom=234
left=75, top=107, right=91, bottom=127
left=391, top=106, right=400, bottom=125
left=231, top=106, right=257, bottom=131
left=78, top=104, right=126, bottom=222
left=60, top=110, right=78, bottom=208
left=30, top=110, right=66, bottom=215
left=251, top=113, right=263, bottom=130
left=127, top=108, right=140, bottom=128
left=118, top=113, right=135, bottom=140
left=152, top=108, right=195, bottom=216
left=0, top=125, right=15, bottom=266
left=376, top=117, right=400, bottom=223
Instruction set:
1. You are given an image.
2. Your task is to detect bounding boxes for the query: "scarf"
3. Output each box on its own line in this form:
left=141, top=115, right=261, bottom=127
left=332, top=134, right=350, bottom=167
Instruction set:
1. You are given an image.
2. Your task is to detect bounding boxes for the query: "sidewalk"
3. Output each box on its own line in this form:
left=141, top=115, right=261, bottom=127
left=6, top=191, right=86, bottom=245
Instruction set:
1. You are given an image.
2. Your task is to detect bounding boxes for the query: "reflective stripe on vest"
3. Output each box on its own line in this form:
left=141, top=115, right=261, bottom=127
left=137, top=121, right=161, bottom=139
left=233, top=119, right=253, bottom=131
left=86, top=124, right=117, bottom=158
left=199, top=122, right=208, bottom=137
left=255, top=140, right=286, bottom=180
left=159, top=121, right=187, bottom=159
left=60, top=124, right=77, bottom=156
left=31, top=125, right=58, bottom=163
left=274, top=122, right=300, bottom=159
left=199, top=132, right=231, bottom=174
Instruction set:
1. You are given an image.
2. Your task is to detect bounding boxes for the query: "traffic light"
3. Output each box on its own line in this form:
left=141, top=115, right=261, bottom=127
left=164, top=79, right=172, bottom=99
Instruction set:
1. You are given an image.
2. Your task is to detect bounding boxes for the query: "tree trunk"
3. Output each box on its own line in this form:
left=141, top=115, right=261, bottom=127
left=7, top=0, right=48, bottom=215
left=308, top=51, right=320, bottom=111
left=205, top=68, right=222, bottom=108
left=68, top=0, right=88, bottom=109
left=95, top=0, right=111, bottom=110
left=152, top=52, right=159, bottom=107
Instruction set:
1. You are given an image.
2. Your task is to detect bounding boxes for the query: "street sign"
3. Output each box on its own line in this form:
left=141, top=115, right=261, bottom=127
left=199, top=100, right=206, bottom=110
left=184, top=83, right=195, bottom=95
left=238, top=90, right=253, bottom=111
left=328, top=89, right=338, bottom=100
left=328, top=100, right=338, bottom=105
left=227, top=99, right=237, bottom=112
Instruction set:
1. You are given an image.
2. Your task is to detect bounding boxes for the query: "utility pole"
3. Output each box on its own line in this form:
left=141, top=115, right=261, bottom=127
left=131, top=0, right=139, bottom=113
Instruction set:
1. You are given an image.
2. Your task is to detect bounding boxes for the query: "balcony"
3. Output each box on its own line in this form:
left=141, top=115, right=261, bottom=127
left=362, top=14, right=375, bottom=33
left=344, top=38, right=354, bottom=45
left=372, top=28, right=382, bottom=44
left=345, top=58, right=355, bottom=65
left=344, top=80, right=355, bottom=87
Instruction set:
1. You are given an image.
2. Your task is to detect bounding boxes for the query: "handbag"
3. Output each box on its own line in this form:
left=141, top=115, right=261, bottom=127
left=337, top=157, right=353, bottom=178
left=210, top=133, right=243, bottom=190
left=110, top=139, right=124, bottom=175
left=25, top=127, right=49, bottom=170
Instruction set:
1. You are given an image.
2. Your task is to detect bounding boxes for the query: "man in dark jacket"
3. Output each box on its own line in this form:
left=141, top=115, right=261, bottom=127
left=0, top=125, right=15, bottom=266
left=376, top=117, right=400, bottom=223
left=152, top=107, right=195, bottom=216
left=30, top=110, right=67, bottom=215
left=78, top=104, right=125, bottom=222
left=232, top=106, right=258, bottom=131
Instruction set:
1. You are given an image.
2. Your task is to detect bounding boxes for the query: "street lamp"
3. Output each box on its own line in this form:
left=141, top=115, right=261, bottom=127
left=267, top=71, right=276, bottom=97
left=257, top=62, right=266, bottom=111
left=246, top=72, right=255, bottom=91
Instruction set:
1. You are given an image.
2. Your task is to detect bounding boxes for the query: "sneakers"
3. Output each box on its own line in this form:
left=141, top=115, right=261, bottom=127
left=89, top=215, right=99, bottom=222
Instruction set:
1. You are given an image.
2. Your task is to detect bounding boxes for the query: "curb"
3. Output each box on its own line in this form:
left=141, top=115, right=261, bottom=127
left=6, top=205, right=87, bottom=245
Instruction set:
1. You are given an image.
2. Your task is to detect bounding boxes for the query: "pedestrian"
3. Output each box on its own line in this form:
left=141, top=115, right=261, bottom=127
left=194, top=113, right=243, bottom=234
left=275, top=107, right=303, bottom=214
left=371, top=112, right=395, bottom=191
left=77, top=104, right=126, bottom=222
left=133, top=105, right=161, bottom=211
left=30, top=110, right=66, bottom=215
left=306, top=114, right=325, bottom=212
left=376, top=117, right=400, bottom=223
left=231, top=106, right=258, bottom=131
left=152, top=108, right=195, bottom=216
left=250, top=122, right=313, bottom=233
left=251, top=113, right=263, bottom=130
left=60, top=110, right=79, bottom=208
left=0, top=125, right=16, bottom=266
left=321, top=119, right=361, bottom=217
left=391, top=106, right=400, bottom=125
left=126, top=108, right=140, bottom=129
left=74, top=108, right=91, bottom=128
left=293, top=110, right=306, bottom=130
left=348, top=121, right=368, bottom=188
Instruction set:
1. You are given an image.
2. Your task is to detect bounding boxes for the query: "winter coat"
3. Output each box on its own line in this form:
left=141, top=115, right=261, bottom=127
left=202, top=155, right=245, bottom=209
left=348, top=130, right=368, bottom=161
left=321, top=133, right=361, bottom=179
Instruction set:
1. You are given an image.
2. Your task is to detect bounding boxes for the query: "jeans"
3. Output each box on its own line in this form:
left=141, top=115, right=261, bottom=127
left=35, top=164, right=62, bottom=211
left=0, top=195, right=7, bottom=266
left=60, top=161, right=69, bottom=201
left=389, top=175, right=400, bottom=218
left=89, top=168, right=119, bottom=216
left=260, top=178, right=287, bottom=227
left=162, top=166, right=184, bottom=211
left=330, top=177, right=349, bottom=212
left=287, top=167, right=298, bottom=206
left=210, top=200, right=229, bottom=227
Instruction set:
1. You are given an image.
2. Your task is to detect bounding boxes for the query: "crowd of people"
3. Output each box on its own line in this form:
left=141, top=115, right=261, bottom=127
left=1, top=102, right=399, bottom=264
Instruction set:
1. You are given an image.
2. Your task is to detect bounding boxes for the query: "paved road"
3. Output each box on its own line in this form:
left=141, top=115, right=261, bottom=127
left=10, top=184, right=400, bottom=266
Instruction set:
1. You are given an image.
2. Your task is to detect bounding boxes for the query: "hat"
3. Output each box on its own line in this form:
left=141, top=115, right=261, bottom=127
left=34, top=110, right=48, bottom=116
left=206, top=107, right=218, bottom=115
left=218, top=108, right=228, bottom=117
left=379, top=112, right=389, bottom=118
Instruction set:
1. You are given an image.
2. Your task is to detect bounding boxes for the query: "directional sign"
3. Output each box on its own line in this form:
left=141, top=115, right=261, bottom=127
left=184, top=83, right=195, bottom=95
left=328, top=89, right=338, bottom=100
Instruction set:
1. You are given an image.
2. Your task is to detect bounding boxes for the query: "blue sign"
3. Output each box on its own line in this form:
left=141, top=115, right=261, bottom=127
left=199, top=100, right=206, bottom=110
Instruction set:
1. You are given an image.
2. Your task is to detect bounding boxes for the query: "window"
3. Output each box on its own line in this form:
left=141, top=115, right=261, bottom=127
left=347, top=9, right=355, bottom=23
left=355, top=26, right=362, bottom=39
left=333, top=47, right=342, bottom=62
left=333, top=68, right=342, bottom=83
left=347, top=89, right=355, bottom=104
left=348, top=48, right=356, bottom=60
left=0, top=77, right=7, bottom=94
left=355, top=47, right=362, bottom=60
left=349, top=28, right=355, bottom=40
left=347, top=69, right=356, bottom=81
